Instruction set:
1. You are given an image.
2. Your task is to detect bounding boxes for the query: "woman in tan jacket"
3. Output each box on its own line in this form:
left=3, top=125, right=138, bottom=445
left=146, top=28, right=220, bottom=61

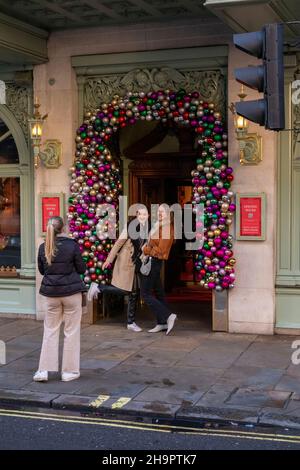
left=88, top=207, right=149, bottom=332
left=141, top=204, right=177, bottom=335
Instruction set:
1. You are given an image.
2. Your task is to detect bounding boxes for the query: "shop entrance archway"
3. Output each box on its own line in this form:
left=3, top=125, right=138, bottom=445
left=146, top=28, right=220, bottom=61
left=69, top=89, right=235, bottom=327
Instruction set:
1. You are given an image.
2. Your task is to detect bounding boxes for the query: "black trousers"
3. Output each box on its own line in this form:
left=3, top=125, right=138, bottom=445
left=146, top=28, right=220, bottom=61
left=140, top=258, right=172, bottom=325
left=98, top=284, right=138, bottom=324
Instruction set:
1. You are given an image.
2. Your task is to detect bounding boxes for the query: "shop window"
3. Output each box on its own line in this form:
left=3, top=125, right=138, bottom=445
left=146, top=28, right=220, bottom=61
left=0, top=177, right=21, bottom=271
left=0, top=118, right=19, bottom=164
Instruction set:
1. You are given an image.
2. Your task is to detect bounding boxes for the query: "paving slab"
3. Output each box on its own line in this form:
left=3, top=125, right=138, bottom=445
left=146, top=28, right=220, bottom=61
left=176, top=342, right=247, bottom=369
left=235, top=342, right=293, bottom=369
left=80, top=358, right=121, bottom=371
left=275, top=375, right=300, bottom=394
left=0, top=371, right=33, bottom=389
left=217, top=365, right=284, bottom=390
left=195, top=383, right=237, bottom=406
left=75, top=380, right=147, bottom=398
left=81, top=348, right=137, bottom=362
left=132, top=386, right=206, bottom=406
left=125, top=349, right=187, bottom=367
left=226, top=388, right=291, bottom=408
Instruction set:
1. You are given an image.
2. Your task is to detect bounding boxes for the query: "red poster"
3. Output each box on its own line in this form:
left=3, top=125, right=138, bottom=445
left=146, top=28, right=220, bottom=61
left=42, top=197, right=60, bottom=232
left=240, top=197, right=262, bottom=237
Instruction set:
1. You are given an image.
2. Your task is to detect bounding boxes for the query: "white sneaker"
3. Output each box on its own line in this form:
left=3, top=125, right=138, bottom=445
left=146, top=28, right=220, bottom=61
left=61, top=372, right=80, bottom=382
left=148, top=324, right=168, bottom=333
left=127, top=322, right=142, bottom=332
left=33, top=370, right=48, bottom=382
left=87, top=282, right=99, bottom=302
left=166, top=314, right=177, bottom=335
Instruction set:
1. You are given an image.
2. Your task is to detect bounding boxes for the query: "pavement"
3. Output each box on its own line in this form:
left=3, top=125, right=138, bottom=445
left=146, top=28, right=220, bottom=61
left=1, top=304, right=300, bottom=431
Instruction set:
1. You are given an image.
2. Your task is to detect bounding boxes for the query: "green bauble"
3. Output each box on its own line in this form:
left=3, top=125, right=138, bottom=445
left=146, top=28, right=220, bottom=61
left=140, top=110, right=147, bottom=116
left=203, top=242, right=209, bottom=250
left=207, top=180, right=214, bottom=187
left=96, top=268, right=101, bottom=275
left=68, top=197, right=74, bottom=204
left=196, top=158, right=204, bottom=164
left=204, top=129, right=211, bottom=137
left=214, top=134, right=222, bottom=141
left=80, top=132, right=87, bottom=138
left=206, top=192, right=213, bottom=200
left=213, top=160, right=222, bottom=169
left=213, top=175, right=220, bottom=183
left=208, top=123, right=214, bottom=129
left=212, top=214, right=218, bottom=220
left=98, top=145, right=105, bottom=151
left=223, top=182, right=231, bottom=189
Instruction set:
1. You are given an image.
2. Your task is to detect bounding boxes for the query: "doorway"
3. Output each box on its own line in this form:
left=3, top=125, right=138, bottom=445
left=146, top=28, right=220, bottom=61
left=128, top=152, right=212, bottom=327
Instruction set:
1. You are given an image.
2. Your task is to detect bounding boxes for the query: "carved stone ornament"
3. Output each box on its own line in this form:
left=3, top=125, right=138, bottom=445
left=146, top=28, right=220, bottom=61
left=39, top=140, right=62, bottom=169
left=0, top=81, right=5, bottom=105
left=6, top=82, right=31, bottom=143
left=83, top=67, right=226, bottom=117
left=293, top=102, right=300, bottom=162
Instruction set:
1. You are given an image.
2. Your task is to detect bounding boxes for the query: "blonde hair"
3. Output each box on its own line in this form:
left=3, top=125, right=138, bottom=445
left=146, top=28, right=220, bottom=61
left=45, top=216, right=64, bottom=265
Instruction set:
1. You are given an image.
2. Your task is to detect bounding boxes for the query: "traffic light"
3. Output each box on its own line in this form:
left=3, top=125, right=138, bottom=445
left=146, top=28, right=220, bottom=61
left=233, top=23, right=285, bottom=131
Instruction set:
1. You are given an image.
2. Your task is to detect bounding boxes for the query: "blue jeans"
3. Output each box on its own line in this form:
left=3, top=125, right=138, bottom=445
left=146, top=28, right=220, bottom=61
left=140, top=258, right=172, bottom=325
left=98, top=284, right=138, bottom=324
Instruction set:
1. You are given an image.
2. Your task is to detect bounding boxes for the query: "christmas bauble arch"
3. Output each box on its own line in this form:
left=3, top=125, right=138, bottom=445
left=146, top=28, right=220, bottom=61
left=68, top=89, right=236, bottom=291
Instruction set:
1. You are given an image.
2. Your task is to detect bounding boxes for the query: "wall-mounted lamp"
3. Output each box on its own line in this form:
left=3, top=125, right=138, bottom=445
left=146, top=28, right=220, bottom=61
left=230, top=86, right=262, bottom=165
left=28, top=98, right=62, bottom=169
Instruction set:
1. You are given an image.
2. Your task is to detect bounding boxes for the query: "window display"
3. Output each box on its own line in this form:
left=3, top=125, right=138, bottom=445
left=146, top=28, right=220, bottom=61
left=0, top=177, right=21, bottom=273
left=0, top=118, right=19, bottom=164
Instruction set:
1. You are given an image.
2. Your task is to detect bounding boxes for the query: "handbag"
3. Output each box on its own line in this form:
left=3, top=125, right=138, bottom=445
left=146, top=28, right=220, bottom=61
left=140, top=256, right=152, bottom=276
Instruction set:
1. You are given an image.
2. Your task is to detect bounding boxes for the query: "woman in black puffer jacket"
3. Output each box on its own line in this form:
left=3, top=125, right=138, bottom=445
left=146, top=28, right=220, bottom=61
left=33, top=216, right=86, bottom=383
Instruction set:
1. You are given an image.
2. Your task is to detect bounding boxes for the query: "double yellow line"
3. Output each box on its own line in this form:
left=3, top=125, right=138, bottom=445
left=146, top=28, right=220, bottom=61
left=1, top=407, right=300, bottom=444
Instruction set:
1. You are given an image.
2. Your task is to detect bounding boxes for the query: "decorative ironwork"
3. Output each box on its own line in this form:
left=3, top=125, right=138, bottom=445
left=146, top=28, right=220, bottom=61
left=6, top=83, right=31, bottom=143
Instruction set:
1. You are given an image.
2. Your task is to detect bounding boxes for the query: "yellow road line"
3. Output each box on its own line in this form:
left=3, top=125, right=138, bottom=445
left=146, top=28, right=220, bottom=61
left=89, top=395, right=110, bottom=408
left=0, top=407, right=300, bottom=444
left=111, top=397, right=131, bottom=409
left=0, top=410, right=299, bottom=444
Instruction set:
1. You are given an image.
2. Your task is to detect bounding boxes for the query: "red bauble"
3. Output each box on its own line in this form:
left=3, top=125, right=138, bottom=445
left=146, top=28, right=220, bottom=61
left=84, top=241, right=92, bottom=248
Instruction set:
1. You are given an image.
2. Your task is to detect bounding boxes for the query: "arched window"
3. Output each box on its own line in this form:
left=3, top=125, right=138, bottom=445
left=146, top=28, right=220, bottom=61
left=0, top=106, right=34, bottom=279
left=0, top=117, right=21, bottom=269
